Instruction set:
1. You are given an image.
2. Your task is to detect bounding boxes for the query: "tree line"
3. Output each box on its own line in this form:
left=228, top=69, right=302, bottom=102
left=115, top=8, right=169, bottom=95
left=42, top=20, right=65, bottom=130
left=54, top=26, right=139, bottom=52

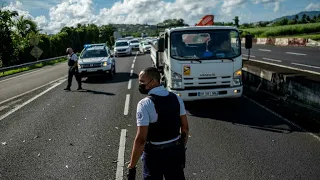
left=0, top=9, right=117, bottom=68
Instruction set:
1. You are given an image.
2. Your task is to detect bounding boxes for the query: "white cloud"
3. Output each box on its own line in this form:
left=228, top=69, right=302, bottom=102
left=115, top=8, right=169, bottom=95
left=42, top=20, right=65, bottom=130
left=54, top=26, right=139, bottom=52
left=1, top=0, right=288, bottom=34
left=305, top=3, right=320, bottom=11
left=252, top=0, right=281, bottom=12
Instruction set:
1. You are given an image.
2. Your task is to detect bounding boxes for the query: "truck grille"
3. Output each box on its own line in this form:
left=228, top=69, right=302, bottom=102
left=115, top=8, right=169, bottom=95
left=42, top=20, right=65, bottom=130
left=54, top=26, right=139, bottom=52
left=183, top=76, right=232, bottom=88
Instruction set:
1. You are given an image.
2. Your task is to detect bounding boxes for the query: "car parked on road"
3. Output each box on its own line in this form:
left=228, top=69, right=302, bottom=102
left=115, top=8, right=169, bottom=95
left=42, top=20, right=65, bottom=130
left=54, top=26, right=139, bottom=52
left=114, top=40, right=132, bottom=57
left=78, top=45, right=116, bottom=79
left=129, top=39, right=140, bottom=50
left=139, top=41, right=152, bottom=54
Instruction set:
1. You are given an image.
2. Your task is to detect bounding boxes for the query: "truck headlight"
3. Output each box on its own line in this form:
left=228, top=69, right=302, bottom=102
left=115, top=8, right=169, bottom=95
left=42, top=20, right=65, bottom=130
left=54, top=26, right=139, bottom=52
left=171, top=71, right=182, bottom=89
left=233, top=69, right=242, bottom=86
left=102, top=62, right=108, bottom=67
left=78, top=64, right=82, bottom=68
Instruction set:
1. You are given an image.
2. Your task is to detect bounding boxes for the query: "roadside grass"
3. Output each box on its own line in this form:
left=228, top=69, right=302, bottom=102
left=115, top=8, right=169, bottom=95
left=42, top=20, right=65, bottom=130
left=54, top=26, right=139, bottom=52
left=240, top=23, right=320, bottom=40
left=0, top=58, right=66, bottom=78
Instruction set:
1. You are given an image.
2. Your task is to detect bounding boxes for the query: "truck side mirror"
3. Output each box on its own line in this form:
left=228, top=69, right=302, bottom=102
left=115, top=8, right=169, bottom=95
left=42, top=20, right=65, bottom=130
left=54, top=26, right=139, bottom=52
left=245, top=34, right=252, bottom=49
left=158, top=38, right=165, bottom=52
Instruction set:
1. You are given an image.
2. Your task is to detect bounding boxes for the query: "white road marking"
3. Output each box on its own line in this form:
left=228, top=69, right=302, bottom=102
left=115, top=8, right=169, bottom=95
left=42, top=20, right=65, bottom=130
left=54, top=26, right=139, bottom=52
left=0, top=76, right=67, bottom=105
left=262, top=57, right=282, bottom=62
left=130, top=69, right=133, bottom=76
left=128, top=79, right=132, bottom=89
left=0, top=78, right=66, bottom=121
left=131, top=64, right=134, bottom=69
left=0, top=69, right=43, bottom=83
left=247, top=58, right=320, bottom=76
left=115, top=129, right=127, bottom=180
left=243, top=96, right=320, bottom=142
left=0, top=105, right=9, bottom=111
left=243, top=54, right=256, bottom=58
left=291, top=62, right=320, bottom=69
left=286, top=52, right=307, bottom=56
left=259, top=49, right=271, bottom=52
left=124, top=94, right=130, bottom=115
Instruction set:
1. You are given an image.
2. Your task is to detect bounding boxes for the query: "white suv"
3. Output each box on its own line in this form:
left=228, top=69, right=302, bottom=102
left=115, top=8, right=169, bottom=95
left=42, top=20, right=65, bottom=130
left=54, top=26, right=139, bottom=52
left=114, top=40, right=132, bottom=56
left=129, top=39, right=140, bottom=50
left=78, top=45, right=116, bottom=79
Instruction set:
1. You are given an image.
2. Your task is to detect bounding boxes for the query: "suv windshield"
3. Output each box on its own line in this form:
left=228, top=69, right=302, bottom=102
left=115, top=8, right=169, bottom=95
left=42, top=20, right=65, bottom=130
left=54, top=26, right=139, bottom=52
left=170, top=30, right=241, bottom=60
left=115, top=42, right=128, bottom=47
left=80, top=49, right=108, bottom=59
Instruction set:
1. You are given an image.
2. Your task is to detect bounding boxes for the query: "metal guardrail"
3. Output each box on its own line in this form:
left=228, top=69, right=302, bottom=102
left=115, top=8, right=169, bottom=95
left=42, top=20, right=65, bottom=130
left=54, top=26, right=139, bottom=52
left=0, top=56, right=66, bottom=73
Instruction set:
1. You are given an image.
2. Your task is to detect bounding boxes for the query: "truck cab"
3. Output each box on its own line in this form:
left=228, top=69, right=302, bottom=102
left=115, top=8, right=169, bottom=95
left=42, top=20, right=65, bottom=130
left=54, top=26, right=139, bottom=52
left=151, top=26, right=252, bottom=101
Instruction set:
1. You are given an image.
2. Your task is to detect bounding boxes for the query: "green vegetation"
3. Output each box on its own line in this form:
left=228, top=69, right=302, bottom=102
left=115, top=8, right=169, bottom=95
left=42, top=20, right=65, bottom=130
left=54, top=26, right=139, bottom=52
left=0, top=57, right=66, bottom=78
left=0, top=9, right=116, bottom=69
left=240, top=23, right=320, bottom=38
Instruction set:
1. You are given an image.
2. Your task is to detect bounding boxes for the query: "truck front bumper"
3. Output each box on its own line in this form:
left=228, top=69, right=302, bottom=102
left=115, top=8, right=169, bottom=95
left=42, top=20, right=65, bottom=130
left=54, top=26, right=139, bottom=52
left=169, top=86, right=243, bottom=101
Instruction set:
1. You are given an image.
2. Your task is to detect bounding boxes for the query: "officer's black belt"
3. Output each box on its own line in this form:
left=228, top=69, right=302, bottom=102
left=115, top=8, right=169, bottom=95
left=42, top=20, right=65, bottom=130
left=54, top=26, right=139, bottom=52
left=147, top=139, right=181, bottom=150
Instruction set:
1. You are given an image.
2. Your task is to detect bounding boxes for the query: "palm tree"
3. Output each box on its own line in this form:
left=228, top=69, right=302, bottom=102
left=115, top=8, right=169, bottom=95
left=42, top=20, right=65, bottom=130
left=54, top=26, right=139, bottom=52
left=15, top=15, right=38, bottom=37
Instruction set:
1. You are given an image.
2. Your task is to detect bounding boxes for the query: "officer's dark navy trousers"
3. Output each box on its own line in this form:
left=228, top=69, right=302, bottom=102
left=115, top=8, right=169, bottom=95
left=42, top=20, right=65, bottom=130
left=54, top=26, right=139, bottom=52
left=142, top=142, right=185, bottom=180
left=67, top=67, right=81, bottom=88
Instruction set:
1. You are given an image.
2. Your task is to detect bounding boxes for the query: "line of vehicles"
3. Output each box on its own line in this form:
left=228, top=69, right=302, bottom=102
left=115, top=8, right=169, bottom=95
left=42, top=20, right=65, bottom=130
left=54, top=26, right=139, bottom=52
left=75, top=37, right=156, bottom=80
left=75, top=14, right=253, bottom=102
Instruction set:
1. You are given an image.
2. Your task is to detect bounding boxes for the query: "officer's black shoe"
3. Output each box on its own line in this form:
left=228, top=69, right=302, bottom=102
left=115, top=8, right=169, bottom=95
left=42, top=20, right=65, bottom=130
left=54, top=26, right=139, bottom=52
left=77, top=87, right=82, bottom=90
left=64, top=87, right=71, bottom=91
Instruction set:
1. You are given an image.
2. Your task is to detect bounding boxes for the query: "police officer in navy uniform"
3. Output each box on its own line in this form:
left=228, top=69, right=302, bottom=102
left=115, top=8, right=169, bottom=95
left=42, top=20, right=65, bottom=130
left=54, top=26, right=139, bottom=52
left=127, top=67, right=189, bottom=180
left=64, top=47, right=82, bottom=91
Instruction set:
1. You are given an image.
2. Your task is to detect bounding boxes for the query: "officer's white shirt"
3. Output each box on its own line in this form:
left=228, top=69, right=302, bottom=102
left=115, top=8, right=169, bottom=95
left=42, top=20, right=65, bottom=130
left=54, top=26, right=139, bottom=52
left=68, top=53, right=78, bottom=62
left=136, top=85, right=187, bottom=145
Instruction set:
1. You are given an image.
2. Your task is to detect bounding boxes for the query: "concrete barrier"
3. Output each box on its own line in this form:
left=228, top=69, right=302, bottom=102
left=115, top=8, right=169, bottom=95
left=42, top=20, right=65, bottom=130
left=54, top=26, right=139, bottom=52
left=275, top=38, right=289, bottom=46
left=306, top=39, right=320, bottom=47
left=240, top=37, right=320, bottom=47
left=242, top=61, right=320, bottom=109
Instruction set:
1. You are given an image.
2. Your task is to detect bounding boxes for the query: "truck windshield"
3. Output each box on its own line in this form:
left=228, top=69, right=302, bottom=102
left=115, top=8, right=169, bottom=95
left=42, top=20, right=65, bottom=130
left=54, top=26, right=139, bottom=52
left=170, top=30, right=241, bottom=60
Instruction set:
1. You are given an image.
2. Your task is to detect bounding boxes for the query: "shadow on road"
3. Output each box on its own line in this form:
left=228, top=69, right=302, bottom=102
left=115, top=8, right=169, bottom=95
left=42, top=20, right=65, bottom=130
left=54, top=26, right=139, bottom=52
left=76, top=89, right=115, bottom=96
left=83, top=72, right=138, bottom=84
left=184, top=98, right=301, bottom=134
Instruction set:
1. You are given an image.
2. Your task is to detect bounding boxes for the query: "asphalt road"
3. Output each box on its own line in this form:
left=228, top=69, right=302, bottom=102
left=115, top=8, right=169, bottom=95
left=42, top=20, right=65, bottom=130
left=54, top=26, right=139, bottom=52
left=242, top=44, right=320, bottom=74
left=0, top=52, right=320, bottom=180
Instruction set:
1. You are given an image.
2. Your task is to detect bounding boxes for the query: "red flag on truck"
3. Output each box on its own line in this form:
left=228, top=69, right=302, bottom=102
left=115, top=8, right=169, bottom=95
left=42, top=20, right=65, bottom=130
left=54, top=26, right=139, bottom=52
left=196, top=15, right=214, bottom=26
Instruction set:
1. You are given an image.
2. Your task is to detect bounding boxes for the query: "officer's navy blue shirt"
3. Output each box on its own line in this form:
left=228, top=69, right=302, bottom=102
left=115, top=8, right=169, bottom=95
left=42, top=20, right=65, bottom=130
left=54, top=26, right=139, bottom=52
left=136, top=86, right=186, bottom=145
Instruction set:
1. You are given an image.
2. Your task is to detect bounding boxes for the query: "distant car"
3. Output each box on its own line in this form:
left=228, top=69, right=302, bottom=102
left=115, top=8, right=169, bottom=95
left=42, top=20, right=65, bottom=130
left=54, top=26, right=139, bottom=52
left=78, top=45, right=116, bottom=79
left=114, top=40, right=132, bottom=56
left=129, top=39, right=140, bottom=50
left=139, top=41, right=152, bottom=54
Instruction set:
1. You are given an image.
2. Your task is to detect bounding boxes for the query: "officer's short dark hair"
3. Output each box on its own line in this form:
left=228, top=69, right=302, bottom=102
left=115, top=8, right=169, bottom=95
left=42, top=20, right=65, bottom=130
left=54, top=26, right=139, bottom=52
left=143, top=67, right=160, bottom=83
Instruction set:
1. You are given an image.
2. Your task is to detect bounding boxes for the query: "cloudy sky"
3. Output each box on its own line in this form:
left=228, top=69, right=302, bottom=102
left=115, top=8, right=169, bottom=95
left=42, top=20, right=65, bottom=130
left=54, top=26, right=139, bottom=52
left=1, top=0, right=320, bottom=34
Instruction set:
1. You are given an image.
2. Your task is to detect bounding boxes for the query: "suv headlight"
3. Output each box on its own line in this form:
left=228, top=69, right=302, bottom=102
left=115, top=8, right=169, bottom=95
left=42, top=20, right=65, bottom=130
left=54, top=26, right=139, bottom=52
left=102, top=61, right=108, bottom=67
left=171, top=71, right=182, bottom=89
left=233, top=69, right=242, bottom=86
left=78, top=64, right=82, bottom=68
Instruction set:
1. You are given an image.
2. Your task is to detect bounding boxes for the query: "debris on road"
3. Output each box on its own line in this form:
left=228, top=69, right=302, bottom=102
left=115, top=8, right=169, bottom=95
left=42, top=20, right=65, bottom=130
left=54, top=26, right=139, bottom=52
left=88, top=156, right=92, bottom=159
left=34, top=135, right=39, bottom=139
left=115, top=127, right=119, bottom=129
left=66, top=165, right=69, bottom=168
left=1, top=142, right=7, bottom=145
left=22, top=140, right=26, bottom=143
left=37, top=153, right=41, bottom=157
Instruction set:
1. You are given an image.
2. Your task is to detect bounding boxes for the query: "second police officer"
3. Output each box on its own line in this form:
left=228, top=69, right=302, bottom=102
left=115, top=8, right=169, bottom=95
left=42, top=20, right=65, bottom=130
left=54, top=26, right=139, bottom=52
left=64, top=47, right=82, bottom=91
left=127, top=67, right=189, bottom=180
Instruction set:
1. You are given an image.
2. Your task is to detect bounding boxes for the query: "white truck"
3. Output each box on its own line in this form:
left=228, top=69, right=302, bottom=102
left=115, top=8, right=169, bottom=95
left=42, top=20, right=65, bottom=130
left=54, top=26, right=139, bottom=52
left=150, top=26, right=252, bottom=101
